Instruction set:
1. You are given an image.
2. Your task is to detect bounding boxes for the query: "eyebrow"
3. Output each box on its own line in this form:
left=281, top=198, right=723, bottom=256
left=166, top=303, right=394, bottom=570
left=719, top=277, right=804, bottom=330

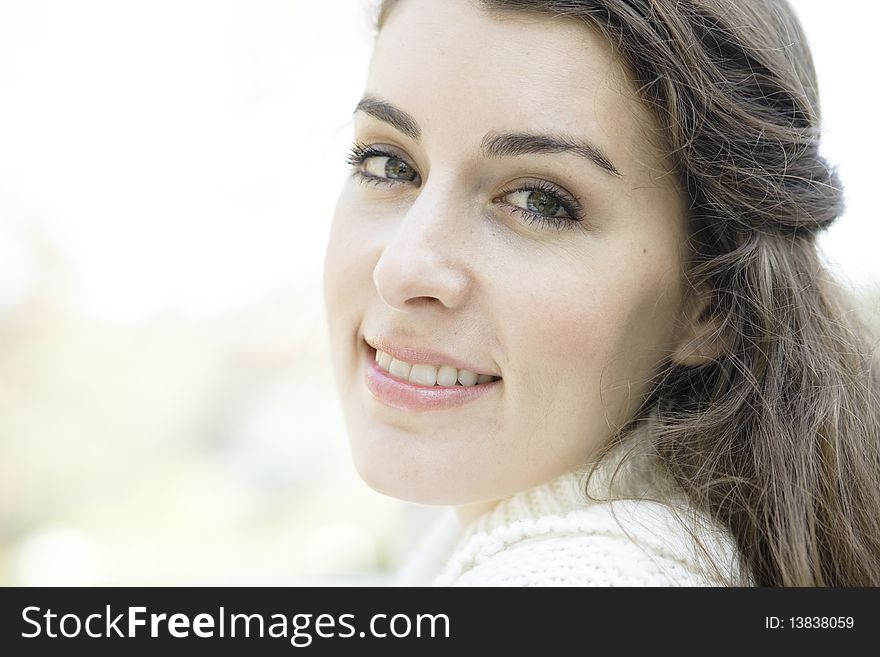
left=355, top=95, right=421, bottom=141
left=481, top=131, right=622, bottom=178
left=354, top=94, right=622, bottom=178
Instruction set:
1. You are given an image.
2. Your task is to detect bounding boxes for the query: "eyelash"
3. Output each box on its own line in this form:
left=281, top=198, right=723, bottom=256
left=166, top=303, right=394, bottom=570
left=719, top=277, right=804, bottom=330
left=345, top=142, right=586, bottom=231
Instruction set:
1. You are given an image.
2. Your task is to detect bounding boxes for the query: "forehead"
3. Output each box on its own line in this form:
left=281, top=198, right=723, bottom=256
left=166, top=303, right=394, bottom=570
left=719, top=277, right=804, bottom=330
left=368, top=0, right=667, bottom=177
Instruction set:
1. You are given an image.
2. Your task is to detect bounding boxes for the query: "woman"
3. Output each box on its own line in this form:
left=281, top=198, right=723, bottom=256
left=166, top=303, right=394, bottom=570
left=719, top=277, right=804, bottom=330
left=323, top=0, right=880, bottom=586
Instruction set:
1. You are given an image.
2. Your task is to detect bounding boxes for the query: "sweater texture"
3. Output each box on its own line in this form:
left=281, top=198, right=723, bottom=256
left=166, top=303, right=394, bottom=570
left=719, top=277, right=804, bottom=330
left=393, top=431, right=753, bottom=587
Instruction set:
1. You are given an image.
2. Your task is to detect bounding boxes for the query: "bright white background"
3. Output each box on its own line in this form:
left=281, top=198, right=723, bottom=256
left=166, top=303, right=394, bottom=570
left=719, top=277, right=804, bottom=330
left=0, top=1, right=876, bottom=584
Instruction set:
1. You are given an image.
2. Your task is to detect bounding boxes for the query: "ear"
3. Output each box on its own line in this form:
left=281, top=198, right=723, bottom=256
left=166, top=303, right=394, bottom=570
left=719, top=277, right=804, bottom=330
left=670, top=286, right=728, bottom=367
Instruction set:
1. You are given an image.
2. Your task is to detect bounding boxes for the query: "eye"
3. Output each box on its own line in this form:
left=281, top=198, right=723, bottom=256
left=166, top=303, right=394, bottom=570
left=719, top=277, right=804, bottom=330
left=363, top=155, right=417, bottom=182
left=346, top=142, right=420, bottom=185
left=496, top=181, right=585, bottom=231
left=503, top=189, right=569, bottom=218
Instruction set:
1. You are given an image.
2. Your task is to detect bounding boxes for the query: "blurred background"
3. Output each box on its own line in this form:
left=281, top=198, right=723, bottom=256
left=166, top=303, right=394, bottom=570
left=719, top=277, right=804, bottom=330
left=0, top=0, right=877, bottom=585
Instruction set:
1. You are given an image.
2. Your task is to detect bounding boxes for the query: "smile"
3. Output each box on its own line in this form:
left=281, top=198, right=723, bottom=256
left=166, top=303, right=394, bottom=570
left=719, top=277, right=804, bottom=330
left=374, top=349, right=501, bottom=387
left=363, top=344, right=502, bottom=412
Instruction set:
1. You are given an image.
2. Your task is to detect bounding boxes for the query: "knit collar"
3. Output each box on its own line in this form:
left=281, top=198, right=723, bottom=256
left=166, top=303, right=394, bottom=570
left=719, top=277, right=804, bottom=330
left=457, top=431, right=689, bottom=545
left=392, top=423, right=719, bottom=586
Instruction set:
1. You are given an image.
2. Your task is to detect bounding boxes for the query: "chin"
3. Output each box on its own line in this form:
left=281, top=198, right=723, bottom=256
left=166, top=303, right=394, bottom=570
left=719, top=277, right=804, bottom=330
left=350, top=447, right=448, bottom=505
left=348, top=436, right=482, bottom=506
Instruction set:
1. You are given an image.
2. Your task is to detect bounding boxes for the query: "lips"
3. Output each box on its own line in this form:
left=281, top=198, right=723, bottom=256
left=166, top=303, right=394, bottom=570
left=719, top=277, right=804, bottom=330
left=361, top=337, right=502, bottom=411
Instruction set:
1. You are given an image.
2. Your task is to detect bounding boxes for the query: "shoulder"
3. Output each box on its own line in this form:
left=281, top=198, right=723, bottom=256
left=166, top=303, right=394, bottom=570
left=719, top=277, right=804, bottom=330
left=435, top=499, right=744, bottom=587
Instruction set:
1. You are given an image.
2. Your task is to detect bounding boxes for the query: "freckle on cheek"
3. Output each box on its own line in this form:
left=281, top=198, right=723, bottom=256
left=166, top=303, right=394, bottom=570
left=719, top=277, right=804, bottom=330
left=642, top=248, right=647, bottom=254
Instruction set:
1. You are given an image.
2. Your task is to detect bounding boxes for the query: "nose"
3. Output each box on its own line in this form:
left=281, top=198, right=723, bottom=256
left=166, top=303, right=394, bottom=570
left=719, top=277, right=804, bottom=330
left=372, top=181, right=472, bottom=313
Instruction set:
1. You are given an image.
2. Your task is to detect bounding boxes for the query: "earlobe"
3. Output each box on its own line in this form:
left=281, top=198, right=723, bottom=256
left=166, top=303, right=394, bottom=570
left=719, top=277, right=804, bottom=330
left=671, top=287, right=728, bottom=367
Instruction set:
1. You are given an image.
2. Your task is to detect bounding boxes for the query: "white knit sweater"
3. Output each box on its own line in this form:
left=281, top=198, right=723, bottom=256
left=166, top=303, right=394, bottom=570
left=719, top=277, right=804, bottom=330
left=393, top=435, right=753, bottom=587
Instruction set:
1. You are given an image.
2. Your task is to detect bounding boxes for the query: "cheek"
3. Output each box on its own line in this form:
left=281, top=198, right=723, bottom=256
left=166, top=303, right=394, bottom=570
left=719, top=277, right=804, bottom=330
left=506, top=280, right=611, bottom=400
left=588, top=256, right=684, bottom=415
left=324, top=189, right=374, bottom=321
left=323, top=188, right=381, bottom=397
left=497, top=247, right=683, bottom=421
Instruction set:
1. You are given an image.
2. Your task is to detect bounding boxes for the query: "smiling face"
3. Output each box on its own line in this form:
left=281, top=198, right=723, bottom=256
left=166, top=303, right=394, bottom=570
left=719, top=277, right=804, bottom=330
left=323, top=0, right=697, bottom=511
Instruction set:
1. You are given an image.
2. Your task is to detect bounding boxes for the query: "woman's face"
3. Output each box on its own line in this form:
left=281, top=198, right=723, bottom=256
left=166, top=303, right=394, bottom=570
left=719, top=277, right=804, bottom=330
left=323, top=0, right=694, bottom=508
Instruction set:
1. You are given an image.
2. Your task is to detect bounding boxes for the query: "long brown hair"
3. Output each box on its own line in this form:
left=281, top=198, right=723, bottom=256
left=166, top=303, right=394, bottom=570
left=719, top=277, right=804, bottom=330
left=377, top=0, right=880, bottom=586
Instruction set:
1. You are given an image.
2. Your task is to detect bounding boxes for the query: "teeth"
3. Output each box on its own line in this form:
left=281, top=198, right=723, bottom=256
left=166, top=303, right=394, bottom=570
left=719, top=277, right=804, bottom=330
left=388, top=358, right=412, bottom=380
left=457, top=369, right=478, bottom=386
left=409, top=364, right=438, bottom=386
left=436, top=365, right=458, bottom=387
left=374, top=349, right=499, bottom=387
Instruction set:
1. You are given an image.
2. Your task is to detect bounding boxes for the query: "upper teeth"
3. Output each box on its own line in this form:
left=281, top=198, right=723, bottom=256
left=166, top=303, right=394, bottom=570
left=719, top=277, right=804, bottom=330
left=375, top=350, right=499, bottom=387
